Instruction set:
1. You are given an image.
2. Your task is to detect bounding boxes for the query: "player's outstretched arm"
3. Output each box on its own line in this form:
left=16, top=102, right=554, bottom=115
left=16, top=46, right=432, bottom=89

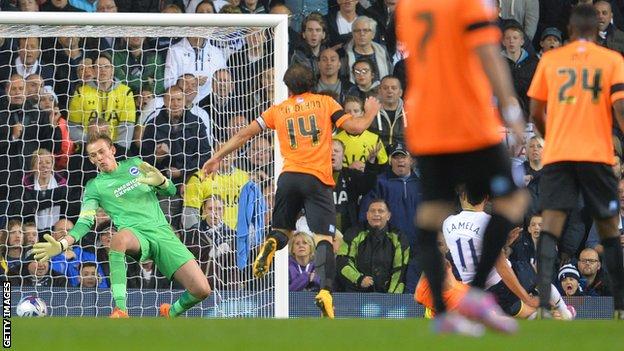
left=340, top=97, right=382, bottom=135
left=203, top=121, right=262, bottom=176
left=475, top=43, right=526, bottom=140
left=32, top=234, right=76, bottom=262
left=495, top=255, right=539, bottom=308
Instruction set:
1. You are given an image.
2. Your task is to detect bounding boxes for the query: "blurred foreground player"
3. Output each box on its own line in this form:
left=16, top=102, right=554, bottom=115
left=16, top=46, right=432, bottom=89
left=203, top=64, right=381, bottom=318
left=528, top=4, right=624, bottom=319
left=397, top=0, right=529, bottom=335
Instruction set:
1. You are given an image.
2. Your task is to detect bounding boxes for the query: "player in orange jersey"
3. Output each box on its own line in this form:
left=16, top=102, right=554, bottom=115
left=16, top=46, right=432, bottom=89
left=528, top=4, right=624, bottom=320
left=397, top=0, right=529, bottom=335
left=202, top=63, right=381, bottom=318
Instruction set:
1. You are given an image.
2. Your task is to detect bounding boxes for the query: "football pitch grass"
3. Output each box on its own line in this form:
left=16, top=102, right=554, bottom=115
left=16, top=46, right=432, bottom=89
left=10, top=318, right=624, bottom=351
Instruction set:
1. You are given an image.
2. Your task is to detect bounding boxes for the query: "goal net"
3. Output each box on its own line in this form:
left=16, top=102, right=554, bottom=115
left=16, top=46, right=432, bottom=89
left=0, top=12, right=289, bottom=318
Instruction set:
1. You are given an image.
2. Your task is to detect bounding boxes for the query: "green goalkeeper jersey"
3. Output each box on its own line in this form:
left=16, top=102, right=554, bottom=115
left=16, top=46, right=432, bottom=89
left=69, top=157, right=176, bottom=241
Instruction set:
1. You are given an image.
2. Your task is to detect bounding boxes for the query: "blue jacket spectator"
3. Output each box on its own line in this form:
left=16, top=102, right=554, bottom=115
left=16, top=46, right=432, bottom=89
left=236, top=181, right=266, bottom=269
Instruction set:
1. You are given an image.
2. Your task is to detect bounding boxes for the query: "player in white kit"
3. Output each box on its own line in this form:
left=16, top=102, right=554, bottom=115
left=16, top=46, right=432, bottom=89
left=443, top=186, right=575, bottom=319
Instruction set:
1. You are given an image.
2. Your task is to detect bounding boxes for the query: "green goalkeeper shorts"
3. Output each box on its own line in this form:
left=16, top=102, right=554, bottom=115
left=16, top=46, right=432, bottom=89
left=123, top=224, right=195, bottom=279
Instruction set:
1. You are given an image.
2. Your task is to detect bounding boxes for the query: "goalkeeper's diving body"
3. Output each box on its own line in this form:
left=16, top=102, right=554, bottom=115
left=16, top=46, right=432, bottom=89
left=33, top=134, right=211, bottom=318
left=202, top=63, right=381, bottom=318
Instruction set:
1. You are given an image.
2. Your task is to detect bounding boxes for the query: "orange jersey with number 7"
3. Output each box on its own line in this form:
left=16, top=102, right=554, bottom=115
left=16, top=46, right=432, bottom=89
left=527, top=41, right=624, bottom=165
left=257, top=93, right=352, bottom=186
left=397, top=0, right=504, bottom=155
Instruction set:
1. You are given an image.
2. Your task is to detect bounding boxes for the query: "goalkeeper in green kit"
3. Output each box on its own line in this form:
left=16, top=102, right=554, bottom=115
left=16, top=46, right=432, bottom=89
left=32, top=134, right=211, bottom=318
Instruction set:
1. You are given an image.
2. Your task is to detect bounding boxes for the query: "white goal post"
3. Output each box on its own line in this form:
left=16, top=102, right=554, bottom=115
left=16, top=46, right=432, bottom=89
left=0, top=12, right=289, bottom=318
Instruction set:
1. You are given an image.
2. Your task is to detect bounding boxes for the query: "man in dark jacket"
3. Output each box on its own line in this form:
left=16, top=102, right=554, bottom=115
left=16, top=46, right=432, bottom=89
left=142, top=85, right=211, bottom=185
left=359, top=143, right=419, bottom=243
left=337, top=199, right=409, bottom=293
left=502, top=22, right=539, bottom=115
left=596, top=0, right=624, bottom=55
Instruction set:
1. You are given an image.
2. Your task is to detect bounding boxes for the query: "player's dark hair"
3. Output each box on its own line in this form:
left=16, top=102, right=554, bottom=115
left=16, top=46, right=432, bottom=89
left=283, top=63, right=316, bottom=95
left=87, top=133, right=114, bottom=148
left=456, top=184, right=487, bottom=206
left=569, top=4, right=599, bottom=39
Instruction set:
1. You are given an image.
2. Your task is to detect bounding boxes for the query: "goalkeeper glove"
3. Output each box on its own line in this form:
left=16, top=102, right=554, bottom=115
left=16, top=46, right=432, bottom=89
left=32, top=234, right=68, bottom=262
left=137, top=162, right=169, bottom=188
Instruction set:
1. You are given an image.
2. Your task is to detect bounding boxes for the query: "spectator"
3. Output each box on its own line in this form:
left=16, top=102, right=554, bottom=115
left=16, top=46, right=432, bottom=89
left=288, top=232, right=320, bottom=291
left=95, top=223, right=114, bottom=280
left=523, top=136, right=543, bottom=215
left=194, top=0, right=216, bottom=13
left=39, top=86, right=74, bottom=170
left=344, top=16, right=392, bottom=85
left=345, top=58, right=380, bottom=101
left=325, top=0, right=368, bottom=48
left=315, top=48, right=354, bottom=104
left=112, top=36, right=165, bottom=96
left=331, top=139, right=378, bottom=233
left=49, top=218, right=108, bottom=288
left=69, top=0, right=98, bottom=12
left=41, top=0, right=85, bottom=11
left=369, top=75, right=405, bottom=148
left=22, top=221, right=38, bottom=246
left=8, top=36, right=54, bottom=86
left=359, top=142, right=419, bottom=247
left=0, top=75, right=61, bottom=186
left=269, top=3, right=303, bottom=56
left=226, top=28, right=274, bottom=102
left=291, top=13, right=328, bottom=78
left=24, top=74, right=43, bottom=104
left=43, top=36, right=83, bottom=110
left=366, top=0, right=397, bottom=47
left=578, top=248, right=611, bottom=296
left=337, top=199, right=409, bottom=293
left=115, top=0, right=161, bottom=12
left=68, top=53, right=136, bottom=148
left=239, top=0, right=269, bottom=13
left=175, top=74, right=214, bottom=144
left=182, top=154, right=249, bottom=230
left=279, top=0, right=328, bottom=32
left=558, top=264, right=584, bottom=297
left=199, top=68, right=243, bottom=141
left=127, top=260, right=175, bottom=289
left=334, top=95, right=388, bottom=167
left=4, top=220, right=24, bottom=272
left=79, top=261, right=101, bottom=288
left=164, top=36, right=227, bottom=102
left=537, top=27, right=563, bottom=59
left=509, top=214, right=541, bottom=291
left=75, top=56, right=95, bottom=87
left=499, top=0, right=539, bottom=40
left=502, top=23, right=538, bottom=116
left=97, top=0, right=118, bottom=12
left=18, top=0, right=39, bottom=11
left=8, top=149, right=69, bottom=231
left=16, top=253, right=67, bottom=287
left=244, top=136, right=273, bottom=187
left=141, top=85, right=211, bottom=185
left=596, top=0, right=624, bottom=55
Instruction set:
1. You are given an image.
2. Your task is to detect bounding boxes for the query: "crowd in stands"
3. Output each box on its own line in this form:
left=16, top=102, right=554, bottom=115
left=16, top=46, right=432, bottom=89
left=0, top=0, right=623, bottom=308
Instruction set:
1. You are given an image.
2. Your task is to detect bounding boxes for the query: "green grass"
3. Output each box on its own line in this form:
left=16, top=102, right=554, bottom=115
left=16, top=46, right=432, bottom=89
left=9, top=318, right=624, bottom=351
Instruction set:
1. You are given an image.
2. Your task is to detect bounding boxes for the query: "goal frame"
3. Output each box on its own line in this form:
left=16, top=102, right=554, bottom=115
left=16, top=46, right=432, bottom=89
left=0, top=11, right=290, bottom=318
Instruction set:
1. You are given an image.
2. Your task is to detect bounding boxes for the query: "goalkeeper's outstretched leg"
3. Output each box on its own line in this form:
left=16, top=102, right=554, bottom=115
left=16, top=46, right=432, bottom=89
left=160, top=259, right=212, bottom=317
left=109, top=229, right=143, bottom=318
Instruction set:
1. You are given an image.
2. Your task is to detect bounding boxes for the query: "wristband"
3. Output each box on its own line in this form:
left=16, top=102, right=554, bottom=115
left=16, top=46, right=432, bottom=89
left=59, top=238, right=69, bottom=252
left=502, top=104, right=523, bottom=124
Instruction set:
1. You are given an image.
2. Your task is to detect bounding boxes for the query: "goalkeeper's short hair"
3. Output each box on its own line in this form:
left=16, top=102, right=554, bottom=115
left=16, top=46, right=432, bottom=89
left=87, top=133, right=114, bottom=148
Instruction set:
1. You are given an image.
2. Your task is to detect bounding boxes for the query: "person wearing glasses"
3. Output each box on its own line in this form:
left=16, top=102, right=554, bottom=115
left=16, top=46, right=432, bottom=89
left=578, top=248, right=612, bottom=296
left=345, top=16, right=392, bottom=84
left=345, top=58, right=379, bottom=102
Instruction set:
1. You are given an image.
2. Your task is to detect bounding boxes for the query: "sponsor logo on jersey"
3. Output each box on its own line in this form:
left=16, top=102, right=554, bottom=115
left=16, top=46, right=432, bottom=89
left=129, top=166, right=139, bottom=176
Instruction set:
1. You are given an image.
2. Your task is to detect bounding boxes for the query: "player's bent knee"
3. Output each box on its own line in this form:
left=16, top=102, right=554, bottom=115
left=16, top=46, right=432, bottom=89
left=192, top=280, right=212, bottom=300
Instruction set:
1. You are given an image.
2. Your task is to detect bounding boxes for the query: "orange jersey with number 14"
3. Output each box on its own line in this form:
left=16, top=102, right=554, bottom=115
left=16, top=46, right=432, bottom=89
left=257, top=93, right=351, bottom=186
left=527, top=41, right=624, bottom=165
left=397, top=0, right=504, bottom=155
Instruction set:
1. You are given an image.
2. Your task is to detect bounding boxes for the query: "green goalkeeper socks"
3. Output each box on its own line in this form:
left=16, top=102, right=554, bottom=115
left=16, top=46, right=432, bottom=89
left=109, top=250, right=128, bottom=311
left=169, top=291, right=203, bottom=317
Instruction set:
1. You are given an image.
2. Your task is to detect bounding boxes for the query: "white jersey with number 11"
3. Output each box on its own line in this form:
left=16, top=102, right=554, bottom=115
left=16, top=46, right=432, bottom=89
left=443, top=210, right=502, bottom=289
